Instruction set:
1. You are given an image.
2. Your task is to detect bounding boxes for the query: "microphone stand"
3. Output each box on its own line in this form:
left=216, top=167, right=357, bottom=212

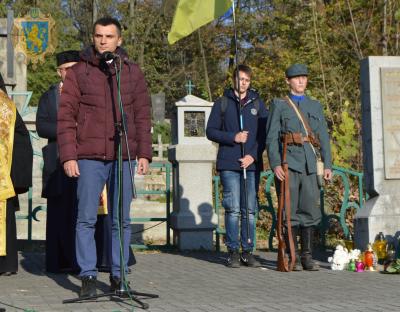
left=63, top=54, right=158, bottom=309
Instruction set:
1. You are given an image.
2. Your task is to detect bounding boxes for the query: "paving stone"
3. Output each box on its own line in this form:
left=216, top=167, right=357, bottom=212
left=0, top=251, right=399, bottom=312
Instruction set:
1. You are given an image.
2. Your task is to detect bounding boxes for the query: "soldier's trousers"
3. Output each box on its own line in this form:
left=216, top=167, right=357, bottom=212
left=287, top=169, right=321, bottom=227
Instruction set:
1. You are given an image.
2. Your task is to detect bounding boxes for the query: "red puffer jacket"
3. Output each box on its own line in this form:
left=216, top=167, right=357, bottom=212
left=57, top=46, right=152, bottom=163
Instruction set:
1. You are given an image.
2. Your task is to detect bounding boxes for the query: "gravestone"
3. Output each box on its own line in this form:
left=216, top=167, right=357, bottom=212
left=168, top=95, right=217, bottom=250
left=151, top=92, right=165, bottom=123
left=354, top=56, right=400, bottom=249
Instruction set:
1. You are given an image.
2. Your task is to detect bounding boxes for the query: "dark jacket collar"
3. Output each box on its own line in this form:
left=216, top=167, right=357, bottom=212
left=223, top=88, right=259, bottom=106
left=79, top=46, right=130, bottom=67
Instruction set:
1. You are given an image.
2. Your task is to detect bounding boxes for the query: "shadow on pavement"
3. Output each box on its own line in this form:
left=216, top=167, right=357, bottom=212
left=18, top=252, right=111, bottom=296
left=154, top=246, right=331, bottom=272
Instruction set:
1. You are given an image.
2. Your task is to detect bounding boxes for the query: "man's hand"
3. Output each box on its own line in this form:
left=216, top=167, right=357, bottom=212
left=239, top=155, right=254, bottom=169
left=274, top=165, right=285, bottom=181
left=324, top=168, right=332, bottom=181
left=137, top=158, right=149, bottom=175
left=63, top=160, right=80, bottom=177
left=234, top=131, right=248, bottom=143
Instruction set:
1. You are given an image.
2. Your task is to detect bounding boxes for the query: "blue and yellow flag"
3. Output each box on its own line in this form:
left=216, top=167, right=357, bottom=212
left=168, top=0, right=232, bottom=45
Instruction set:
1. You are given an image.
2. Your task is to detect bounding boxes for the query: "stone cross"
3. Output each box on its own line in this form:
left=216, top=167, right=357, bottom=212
left=185, top=80, right=195, bottom=95
left=152, top=134, right=169, bottom=160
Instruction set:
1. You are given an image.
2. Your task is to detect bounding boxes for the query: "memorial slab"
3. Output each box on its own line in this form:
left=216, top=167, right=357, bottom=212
left=355, top=56, right=400, bottom=249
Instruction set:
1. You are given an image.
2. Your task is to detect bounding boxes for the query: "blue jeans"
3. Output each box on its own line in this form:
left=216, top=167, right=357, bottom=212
left=220, top=170, right=257, bottom=251
left=76, top=159, right=135, bottom=278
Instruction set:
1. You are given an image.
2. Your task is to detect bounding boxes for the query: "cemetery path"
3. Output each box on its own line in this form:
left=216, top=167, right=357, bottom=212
left=0, top=250, right=398, bottom=312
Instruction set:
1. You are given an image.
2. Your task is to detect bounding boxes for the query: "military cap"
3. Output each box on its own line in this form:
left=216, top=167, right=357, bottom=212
left=285, top=63, right=308, bottom=78
left=56, top=50, right=80, bottom=67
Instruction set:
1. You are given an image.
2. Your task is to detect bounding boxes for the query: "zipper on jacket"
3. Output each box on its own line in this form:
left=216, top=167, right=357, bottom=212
left=104, top=79, right=108, bottom=161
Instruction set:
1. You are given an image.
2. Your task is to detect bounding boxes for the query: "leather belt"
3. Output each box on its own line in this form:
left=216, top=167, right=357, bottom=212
left=281, top=132, right=320, bottom=147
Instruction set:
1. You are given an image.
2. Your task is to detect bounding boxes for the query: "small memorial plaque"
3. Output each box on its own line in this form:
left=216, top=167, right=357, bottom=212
left=184, top=111, right=205, bottom=137
left=381, top=68, right=400, bottom=179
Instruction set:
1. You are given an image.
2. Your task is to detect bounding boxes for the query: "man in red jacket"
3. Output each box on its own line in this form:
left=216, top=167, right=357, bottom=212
left=57, top=17, right=152, bottom=298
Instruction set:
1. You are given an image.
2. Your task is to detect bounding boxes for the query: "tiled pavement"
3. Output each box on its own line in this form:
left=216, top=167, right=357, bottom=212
left=0, top=250, right=399, bottom=312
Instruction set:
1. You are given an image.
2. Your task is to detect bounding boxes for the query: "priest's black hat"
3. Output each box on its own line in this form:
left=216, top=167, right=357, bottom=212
left=56, top=50, right=80, bottom=67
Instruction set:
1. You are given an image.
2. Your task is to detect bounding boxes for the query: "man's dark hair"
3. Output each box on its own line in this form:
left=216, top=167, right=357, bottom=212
left=93, top=17, right=122, bottom=36
left=233, top=64, right=252, bottom=79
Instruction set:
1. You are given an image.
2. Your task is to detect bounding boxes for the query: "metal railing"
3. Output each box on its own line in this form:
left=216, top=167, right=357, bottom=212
left=133, top=162, right=171, bottom=248
left=214, top=166, right=364, bottom=251
left=16, top=162, right=172, bottom=249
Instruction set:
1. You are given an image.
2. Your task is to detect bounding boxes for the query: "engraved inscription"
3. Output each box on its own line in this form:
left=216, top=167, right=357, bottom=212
left=381, top=68, right=400, bottom=179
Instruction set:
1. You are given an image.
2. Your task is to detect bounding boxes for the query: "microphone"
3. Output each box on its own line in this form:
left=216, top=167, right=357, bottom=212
left=101, top=51, right=119, bottom=61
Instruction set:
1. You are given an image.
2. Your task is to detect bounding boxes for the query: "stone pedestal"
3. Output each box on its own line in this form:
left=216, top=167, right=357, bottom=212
left=168, top=95, right=217, bottom=250
left=169, top=144, right=217, bottom=250
left=355, top=56, right=400, bottom=249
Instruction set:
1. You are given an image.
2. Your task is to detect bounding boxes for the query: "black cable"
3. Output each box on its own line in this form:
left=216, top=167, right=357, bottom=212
left=0, top=301, right=25, bottom=311
left=131, top=221, right=166, bottom=235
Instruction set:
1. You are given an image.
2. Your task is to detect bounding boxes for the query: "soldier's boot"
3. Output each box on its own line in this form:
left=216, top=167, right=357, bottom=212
left=285, top=226, right=302, bottom=271
left=300, top=226, right=319, bottom=271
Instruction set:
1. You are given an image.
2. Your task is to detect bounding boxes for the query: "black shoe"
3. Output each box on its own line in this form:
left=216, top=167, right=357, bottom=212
left=226, top=250, right=241, bottom=268
left=240, top=251, right=261, bottom=267
left=80, top=275, right=97, bottom=298
left=110, top=275, right=131, bottom=292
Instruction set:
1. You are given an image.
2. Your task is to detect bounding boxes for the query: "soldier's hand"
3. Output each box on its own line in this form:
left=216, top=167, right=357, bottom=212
left=137, top=158, right=149, bottom=175
left=324, top=168, right=332, bottom=181
left=63, top=160, right=80, bottom=178
left=234, top=131, right=248, bottom=143
left=274, top=165, right=285, bottom=181
left=239, top=155, right=254, bottom=169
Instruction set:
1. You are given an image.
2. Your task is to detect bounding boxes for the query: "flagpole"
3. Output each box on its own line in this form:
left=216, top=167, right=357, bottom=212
left=231, top=0, right=251, bottom=246
left=232, top=0, right=240, bottom=75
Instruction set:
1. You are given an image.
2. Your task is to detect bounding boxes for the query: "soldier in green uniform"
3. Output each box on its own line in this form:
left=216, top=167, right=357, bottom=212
left=266, top=64, right=332, bottom=271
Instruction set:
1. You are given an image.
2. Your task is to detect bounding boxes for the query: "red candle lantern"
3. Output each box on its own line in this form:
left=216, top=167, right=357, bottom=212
left=364, top=244, right=375, bottom=271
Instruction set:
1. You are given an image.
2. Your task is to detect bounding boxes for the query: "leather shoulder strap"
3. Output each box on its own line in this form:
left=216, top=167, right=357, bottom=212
left=284, top=96, right=319, bottom=157
left=284, top=96, right=313, bottom=136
